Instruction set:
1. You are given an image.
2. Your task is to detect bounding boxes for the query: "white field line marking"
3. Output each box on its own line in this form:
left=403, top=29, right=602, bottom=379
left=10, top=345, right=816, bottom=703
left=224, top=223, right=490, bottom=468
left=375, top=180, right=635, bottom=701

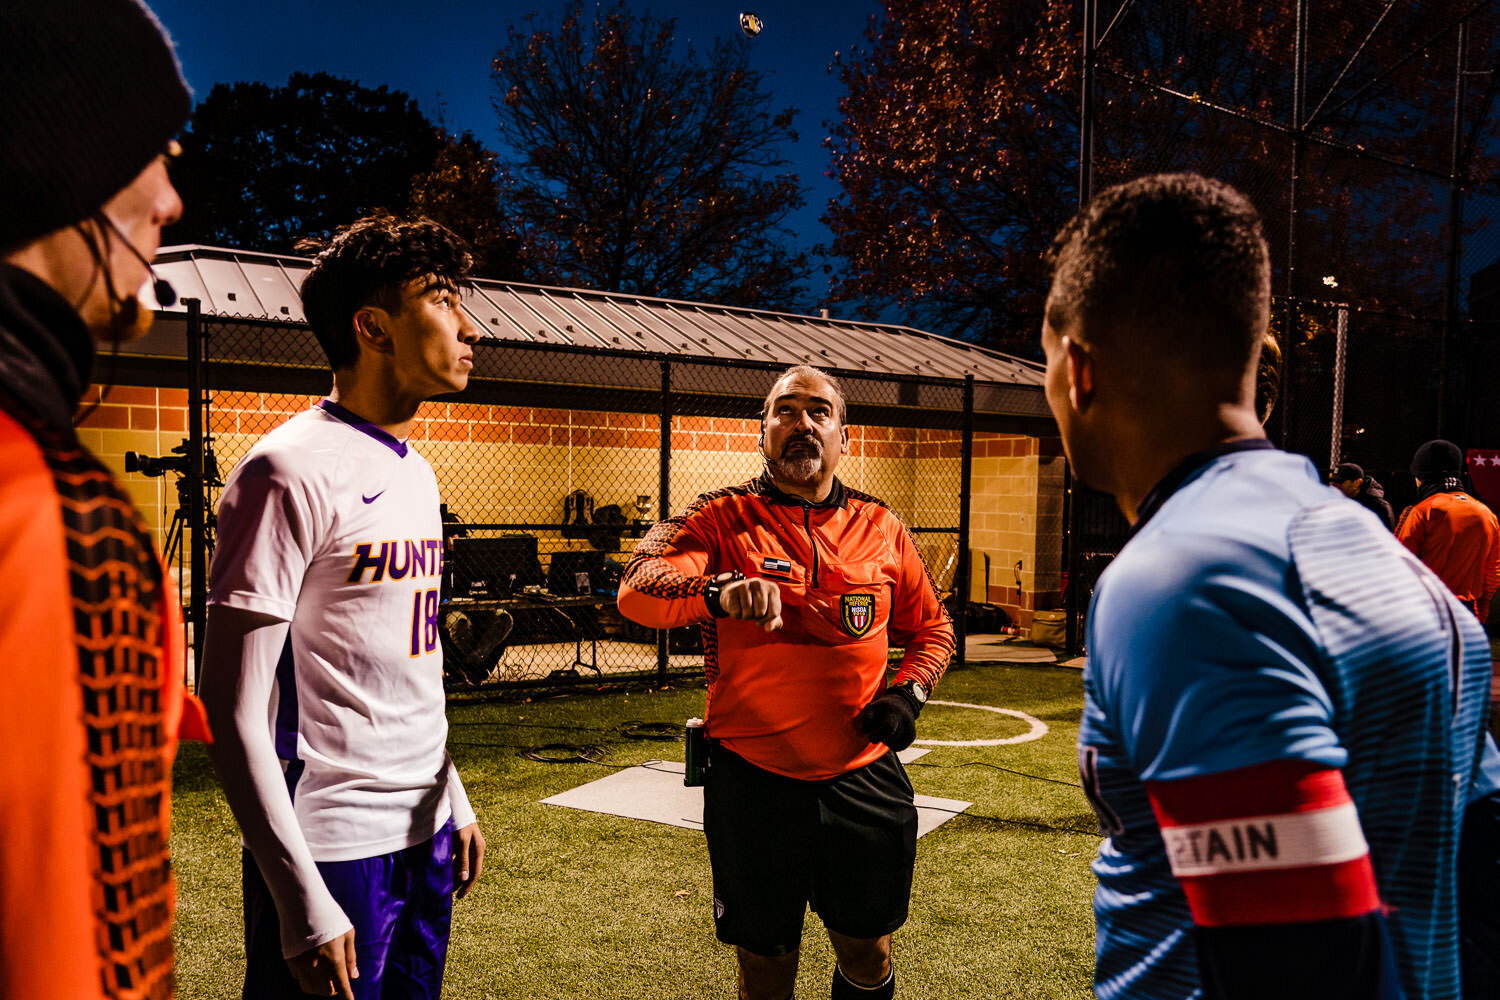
left=913, top=700, right=1049, bottom=747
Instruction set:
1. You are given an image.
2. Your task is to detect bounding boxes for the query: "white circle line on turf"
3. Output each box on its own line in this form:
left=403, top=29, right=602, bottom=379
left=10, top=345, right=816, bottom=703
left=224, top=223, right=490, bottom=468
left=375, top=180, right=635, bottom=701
left=912, top=700, right=1049, bottom=747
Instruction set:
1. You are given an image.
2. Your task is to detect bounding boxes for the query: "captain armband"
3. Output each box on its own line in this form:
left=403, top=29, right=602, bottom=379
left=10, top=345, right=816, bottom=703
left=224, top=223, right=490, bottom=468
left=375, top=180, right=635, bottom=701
left=1146, top=759, right=1380, bottom=927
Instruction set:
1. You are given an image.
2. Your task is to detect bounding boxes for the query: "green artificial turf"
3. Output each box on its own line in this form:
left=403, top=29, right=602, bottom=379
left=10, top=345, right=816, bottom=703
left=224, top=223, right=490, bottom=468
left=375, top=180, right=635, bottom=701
left=171, top=662, right=1097, bottom=999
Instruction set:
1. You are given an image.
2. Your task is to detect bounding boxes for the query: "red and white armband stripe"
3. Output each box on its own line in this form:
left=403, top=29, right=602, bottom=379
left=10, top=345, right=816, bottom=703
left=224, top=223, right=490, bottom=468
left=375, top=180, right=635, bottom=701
left=1146, top=758, right=1380, bottom=927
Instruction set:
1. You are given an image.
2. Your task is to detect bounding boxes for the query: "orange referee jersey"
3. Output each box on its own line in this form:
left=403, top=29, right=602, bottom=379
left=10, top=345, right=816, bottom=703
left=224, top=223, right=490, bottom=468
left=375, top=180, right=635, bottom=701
left=618, top=474, right=954, bottom=780
left=1396, top=489, right=1500, bottom=622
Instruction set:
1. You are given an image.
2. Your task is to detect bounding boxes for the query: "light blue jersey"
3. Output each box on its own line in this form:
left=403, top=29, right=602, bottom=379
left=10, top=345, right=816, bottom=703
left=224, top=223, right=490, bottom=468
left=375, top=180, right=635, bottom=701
left=1081, top=444, right=1493, bottom=999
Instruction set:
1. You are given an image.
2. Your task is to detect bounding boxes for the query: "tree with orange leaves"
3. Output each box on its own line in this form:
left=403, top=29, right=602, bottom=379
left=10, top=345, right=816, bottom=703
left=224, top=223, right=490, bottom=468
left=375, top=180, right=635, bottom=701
left=824, top=0, right=1077, bottom=352
left=824, top=1, right=1500, bottom=356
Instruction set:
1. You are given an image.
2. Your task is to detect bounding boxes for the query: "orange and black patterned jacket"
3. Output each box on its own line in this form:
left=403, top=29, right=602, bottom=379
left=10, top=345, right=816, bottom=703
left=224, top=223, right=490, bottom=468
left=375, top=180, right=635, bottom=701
left=618, top=473, right=954, bottom=780
left=0, top=264, right=207, bottom=1000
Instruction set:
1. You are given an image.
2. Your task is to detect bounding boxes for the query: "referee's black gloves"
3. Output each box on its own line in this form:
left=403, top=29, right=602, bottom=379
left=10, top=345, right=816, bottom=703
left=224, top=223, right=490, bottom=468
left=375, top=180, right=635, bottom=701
left=856, top=685, right=922, bottom=752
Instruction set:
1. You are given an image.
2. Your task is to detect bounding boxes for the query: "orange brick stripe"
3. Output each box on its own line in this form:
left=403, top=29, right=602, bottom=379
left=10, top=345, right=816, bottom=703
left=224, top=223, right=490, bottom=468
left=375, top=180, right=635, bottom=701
left=84, top=386, right=914, bottom=454
left=80, top=384, right=1011, bottom=477
left=34, top=430, right=175, bottom=1000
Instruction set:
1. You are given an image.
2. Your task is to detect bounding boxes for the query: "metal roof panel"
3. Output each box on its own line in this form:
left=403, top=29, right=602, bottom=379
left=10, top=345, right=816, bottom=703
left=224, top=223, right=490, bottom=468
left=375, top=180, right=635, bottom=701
left=241, top=260, right=304, bottom=321
left=184, top=257, right=269, bottom=317
left=149, top=245, right=1045, bottom=390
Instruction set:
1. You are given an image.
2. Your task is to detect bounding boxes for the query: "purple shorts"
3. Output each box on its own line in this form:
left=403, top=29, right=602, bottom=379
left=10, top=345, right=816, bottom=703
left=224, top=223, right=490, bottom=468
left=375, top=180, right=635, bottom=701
left=242, top=819, right=455, bottom=999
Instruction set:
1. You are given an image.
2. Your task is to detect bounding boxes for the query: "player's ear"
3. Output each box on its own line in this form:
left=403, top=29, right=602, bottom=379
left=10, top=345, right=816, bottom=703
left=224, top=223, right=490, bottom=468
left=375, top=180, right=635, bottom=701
left=1063, top=336, right=1095, bottom=413
left=352, top=307, right=395, bottom=357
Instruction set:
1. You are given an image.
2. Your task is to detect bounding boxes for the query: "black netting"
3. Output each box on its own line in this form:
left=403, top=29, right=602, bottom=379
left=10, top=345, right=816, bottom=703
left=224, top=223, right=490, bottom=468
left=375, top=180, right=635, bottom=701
left=1059, top=0, right=1500, bottom=654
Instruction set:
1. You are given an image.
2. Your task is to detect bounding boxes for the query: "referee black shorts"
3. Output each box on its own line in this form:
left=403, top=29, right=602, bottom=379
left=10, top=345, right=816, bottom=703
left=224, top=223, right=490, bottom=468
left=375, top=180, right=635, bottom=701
left=702, top=743, right=918, bottom=957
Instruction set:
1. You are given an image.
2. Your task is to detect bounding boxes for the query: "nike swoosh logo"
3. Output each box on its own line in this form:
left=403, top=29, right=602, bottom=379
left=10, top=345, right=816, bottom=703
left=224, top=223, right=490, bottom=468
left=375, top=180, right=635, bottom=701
left=362, top=491, right=384, bottom=504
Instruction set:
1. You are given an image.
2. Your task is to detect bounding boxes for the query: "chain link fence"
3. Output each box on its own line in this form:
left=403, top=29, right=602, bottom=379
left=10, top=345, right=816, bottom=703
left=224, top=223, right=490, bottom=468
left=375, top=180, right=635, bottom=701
left=1065, top=0, right=1500, bottom=650
left=194, top=316, right=984, bottom=694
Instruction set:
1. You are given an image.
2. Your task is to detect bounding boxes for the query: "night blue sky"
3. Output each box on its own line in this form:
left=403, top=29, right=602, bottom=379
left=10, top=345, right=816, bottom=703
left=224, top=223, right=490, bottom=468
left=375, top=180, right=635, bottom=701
left=147, top=0, right=883, bottom=300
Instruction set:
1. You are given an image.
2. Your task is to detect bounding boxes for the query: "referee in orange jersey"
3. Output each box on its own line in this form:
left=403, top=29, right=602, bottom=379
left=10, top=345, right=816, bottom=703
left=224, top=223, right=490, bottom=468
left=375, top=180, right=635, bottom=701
left=619, top=365, right=955, bottom=1000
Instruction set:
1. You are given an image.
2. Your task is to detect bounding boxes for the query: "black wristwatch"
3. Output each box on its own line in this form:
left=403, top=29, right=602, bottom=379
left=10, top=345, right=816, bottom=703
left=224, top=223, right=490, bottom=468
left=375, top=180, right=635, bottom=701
left=703, top=570, right=744, bottom=618
left=894, top=680, right=928, bottom=711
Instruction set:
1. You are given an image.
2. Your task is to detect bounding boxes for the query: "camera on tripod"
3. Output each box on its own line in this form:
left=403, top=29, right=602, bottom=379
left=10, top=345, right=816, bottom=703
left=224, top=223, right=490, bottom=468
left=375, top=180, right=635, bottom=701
left=125, top=441, right=191, bottom=478
left=122, top=438, right=222, bottom=603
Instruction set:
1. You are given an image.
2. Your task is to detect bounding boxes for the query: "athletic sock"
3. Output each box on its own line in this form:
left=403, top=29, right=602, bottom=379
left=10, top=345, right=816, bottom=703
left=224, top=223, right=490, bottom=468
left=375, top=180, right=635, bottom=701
left=831, top=963, right=895, bottom=1000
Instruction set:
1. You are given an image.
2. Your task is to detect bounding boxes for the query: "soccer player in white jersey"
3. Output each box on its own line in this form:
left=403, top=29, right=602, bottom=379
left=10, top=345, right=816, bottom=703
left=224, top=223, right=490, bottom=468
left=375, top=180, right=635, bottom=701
left=201, top=214, right=485, bottom=1000
left=1042, top=174, right=1496, bottom=999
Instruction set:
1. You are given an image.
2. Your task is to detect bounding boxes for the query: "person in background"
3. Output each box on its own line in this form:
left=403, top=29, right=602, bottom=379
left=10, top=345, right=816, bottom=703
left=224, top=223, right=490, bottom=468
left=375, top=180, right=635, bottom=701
left=0, top=2, right=209, bottom=997
left=1331, top=462, right=1394, bottom=530
left=1396, top=439, right=1500, bottom=626
left=1394, top=439, right=1500, bottom=992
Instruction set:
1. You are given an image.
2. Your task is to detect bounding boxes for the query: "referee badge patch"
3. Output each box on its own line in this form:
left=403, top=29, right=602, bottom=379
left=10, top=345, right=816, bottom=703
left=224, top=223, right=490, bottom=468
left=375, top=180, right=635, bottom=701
left=841, top=594, right=876, bottom=637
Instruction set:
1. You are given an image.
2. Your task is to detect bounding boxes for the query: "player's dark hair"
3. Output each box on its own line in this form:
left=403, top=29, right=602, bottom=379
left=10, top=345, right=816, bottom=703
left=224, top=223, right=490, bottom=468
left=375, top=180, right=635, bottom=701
left=296, top=213, right=474, bottom=371
left=1045, top=173, right=1270, bottom=382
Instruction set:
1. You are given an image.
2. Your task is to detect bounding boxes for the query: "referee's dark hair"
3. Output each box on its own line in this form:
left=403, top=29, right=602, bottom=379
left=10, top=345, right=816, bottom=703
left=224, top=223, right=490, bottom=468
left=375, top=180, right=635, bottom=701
left=296, top=213, right=474, bottom=372
left=1045, top=173, right=1271, bottom=397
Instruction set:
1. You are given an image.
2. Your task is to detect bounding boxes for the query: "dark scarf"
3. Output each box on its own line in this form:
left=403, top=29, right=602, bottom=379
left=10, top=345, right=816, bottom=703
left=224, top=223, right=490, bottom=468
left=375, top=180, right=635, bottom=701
left=1416, top=475, right=1466, bottom=505
left=0, top=263, right=95, bottom=430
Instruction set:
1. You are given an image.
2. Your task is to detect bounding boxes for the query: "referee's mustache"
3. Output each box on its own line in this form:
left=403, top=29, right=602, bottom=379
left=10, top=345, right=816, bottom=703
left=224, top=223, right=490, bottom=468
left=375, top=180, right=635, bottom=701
left=781, top=434, right=820, bottom=457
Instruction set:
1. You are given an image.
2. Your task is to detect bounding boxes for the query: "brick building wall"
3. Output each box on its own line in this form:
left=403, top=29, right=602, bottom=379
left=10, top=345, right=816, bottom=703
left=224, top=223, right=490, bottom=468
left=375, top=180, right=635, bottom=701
left=78, top=385, right=1058, bottom=630
left=965, top=434, right=1066, bottom=631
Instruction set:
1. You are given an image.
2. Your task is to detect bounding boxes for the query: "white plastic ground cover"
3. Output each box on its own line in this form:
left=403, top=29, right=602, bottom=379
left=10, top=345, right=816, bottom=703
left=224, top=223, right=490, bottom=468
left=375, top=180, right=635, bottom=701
left=542, top=747, right=972, bottom=836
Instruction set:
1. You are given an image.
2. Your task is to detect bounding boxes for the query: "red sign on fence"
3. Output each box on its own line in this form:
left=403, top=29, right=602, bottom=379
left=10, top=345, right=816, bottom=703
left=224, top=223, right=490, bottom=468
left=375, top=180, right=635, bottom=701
left=1467, top=450, right=1500, bottom=507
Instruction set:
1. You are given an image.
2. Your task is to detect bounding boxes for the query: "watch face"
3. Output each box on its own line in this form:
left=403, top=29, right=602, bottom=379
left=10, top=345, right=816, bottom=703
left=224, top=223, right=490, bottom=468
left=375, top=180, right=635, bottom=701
left=909, top=682, right=928, bottom=704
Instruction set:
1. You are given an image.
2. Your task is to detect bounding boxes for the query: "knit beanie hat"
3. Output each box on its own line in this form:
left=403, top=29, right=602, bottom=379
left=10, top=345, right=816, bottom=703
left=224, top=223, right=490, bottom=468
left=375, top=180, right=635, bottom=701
left=0, top=0, right=190, bottom=251
left=1410, top=439, right=1463, bottom=478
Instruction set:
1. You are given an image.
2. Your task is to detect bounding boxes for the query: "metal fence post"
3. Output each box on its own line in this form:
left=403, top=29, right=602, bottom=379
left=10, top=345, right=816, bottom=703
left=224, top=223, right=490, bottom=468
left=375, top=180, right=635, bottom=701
left=1062, top=464, right=1077, bottom=656
left=1068, top=0, right=1096, bottom=658
left=1330, top=305, right=1349, bottom=470
left=1079, top=0, right=1097, bottom=203
left=185, top=298, right=208, bottom=681
left=1281, top=0, right=1308, bottom=453
left=1441, top=18, right=1469, bottom=437
left=657, top=361, right=671, bottom=684
left=955, top=376, right=974, bottom=666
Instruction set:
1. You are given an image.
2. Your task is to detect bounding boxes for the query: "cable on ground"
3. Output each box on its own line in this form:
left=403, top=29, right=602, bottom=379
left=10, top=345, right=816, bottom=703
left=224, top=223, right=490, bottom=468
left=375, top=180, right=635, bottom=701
left=518, top=743, right=608, bottom=763
left=618, top=720, right=682, bottom=741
